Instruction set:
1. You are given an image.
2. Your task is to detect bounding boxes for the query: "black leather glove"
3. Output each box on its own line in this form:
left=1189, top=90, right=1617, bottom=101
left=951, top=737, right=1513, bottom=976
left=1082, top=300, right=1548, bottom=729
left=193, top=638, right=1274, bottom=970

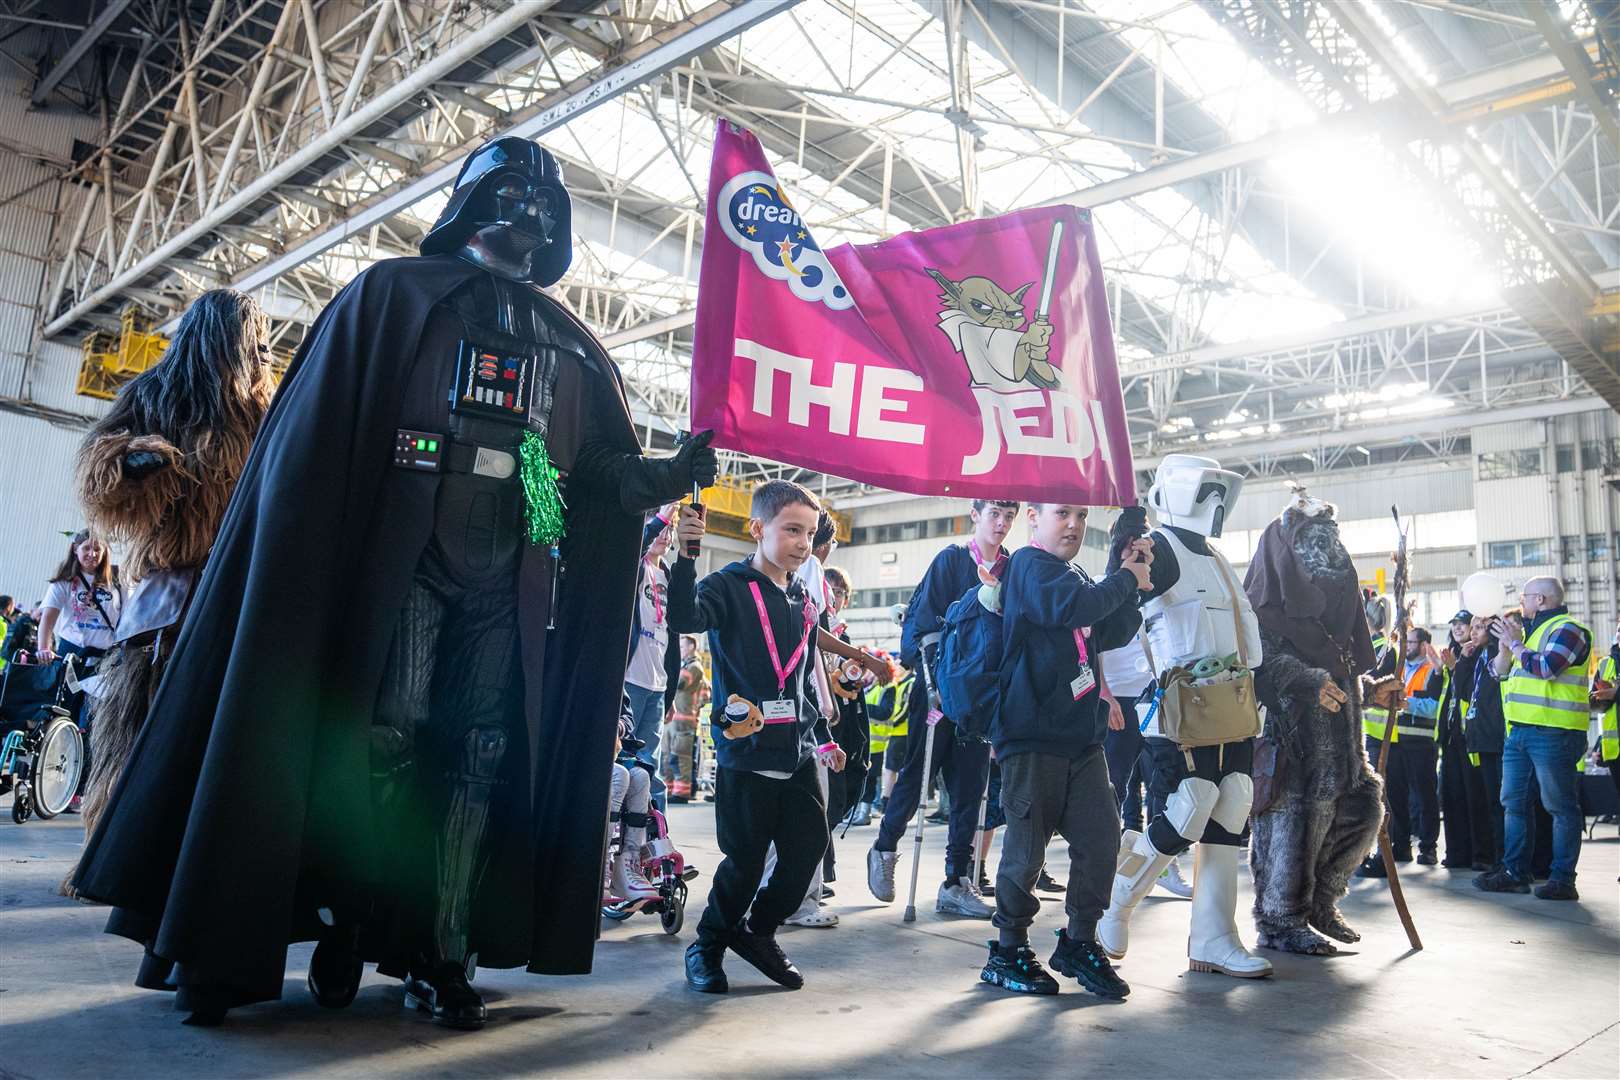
left=1107, top=505, right=1149, bottom=574
left=618, top=429, right=718, bottom=513
left=123, top=450, right=168, bottom=479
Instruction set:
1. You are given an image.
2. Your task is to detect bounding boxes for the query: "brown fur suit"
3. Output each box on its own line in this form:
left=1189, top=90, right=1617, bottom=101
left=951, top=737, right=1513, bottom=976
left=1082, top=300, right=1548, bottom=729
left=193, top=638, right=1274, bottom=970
left=1245, top=501, right=1384, bottom=955
left=67, top=292, right=271, bottom=892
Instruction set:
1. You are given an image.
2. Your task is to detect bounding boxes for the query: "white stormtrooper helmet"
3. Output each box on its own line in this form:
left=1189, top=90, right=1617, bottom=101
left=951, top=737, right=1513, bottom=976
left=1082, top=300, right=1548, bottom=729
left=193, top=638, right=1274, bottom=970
left=1147, top=454, right=1244, bottom=538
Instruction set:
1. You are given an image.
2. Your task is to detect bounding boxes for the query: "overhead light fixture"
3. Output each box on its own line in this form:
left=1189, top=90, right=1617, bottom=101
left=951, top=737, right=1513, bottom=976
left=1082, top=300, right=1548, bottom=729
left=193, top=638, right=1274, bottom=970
left=1355, top=445, right=1370, bottom=456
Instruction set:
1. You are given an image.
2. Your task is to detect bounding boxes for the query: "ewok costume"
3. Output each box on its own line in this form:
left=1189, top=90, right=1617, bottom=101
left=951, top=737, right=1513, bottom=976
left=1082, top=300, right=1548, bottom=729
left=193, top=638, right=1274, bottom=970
left=1245, top=497, right=1383, bottom=955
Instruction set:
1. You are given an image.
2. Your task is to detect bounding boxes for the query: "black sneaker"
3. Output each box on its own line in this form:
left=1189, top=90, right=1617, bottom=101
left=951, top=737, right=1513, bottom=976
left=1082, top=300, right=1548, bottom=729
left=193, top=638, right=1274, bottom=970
left=976, top=870, right=996, bottom=897
left=1035, top=868, right=1065, bottom=893
left=1534, top=880, right=1579, bottom=901
left=1473, top=868, right=1531, bottom=894
left=1049, top=929, right=1131, bottom=999
left=684, top=940, right=728, bottom=993
left=1355, top=856, right=1387, bottom=879
left=1416, top=851, right=1438, bottom=866
left=729, top=928, right=804, bottom=989
left=979, top=941, right=1058, bottom=995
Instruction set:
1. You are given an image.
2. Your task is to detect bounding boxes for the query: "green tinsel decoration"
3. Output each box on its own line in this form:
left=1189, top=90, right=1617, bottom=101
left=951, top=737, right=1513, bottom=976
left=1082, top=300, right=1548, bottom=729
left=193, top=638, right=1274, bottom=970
left=519, top=429, right=567, bottom=546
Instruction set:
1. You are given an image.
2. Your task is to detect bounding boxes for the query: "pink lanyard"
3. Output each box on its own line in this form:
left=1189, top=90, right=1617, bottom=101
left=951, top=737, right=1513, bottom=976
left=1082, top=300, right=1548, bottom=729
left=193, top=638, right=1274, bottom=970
left=1027, top=538, right=1090, bottom=670
left=748, top=580, right=817, bottom=697
left=968, top=539, right=1008, bottom=580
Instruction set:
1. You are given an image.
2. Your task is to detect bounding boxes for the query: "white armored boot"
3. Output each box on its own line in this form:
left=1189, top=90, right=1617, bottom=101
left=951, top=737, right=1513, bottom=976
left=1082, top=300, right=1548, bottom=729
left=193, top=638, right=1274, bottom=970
left=1099, top=777, right=1218, bottom=959
left=1097, top=830, right=1172, bottom=959
left=1187, top=843, right=1273, bottom=978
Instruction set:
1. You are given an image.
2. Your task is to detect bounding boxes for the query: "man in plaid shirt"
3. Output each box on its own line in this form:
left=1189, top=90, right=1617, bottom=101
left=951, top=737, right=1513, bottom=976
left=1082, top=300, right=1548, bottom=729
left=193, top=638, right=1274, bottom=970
left=1475, top=577, right=1592, bottom=900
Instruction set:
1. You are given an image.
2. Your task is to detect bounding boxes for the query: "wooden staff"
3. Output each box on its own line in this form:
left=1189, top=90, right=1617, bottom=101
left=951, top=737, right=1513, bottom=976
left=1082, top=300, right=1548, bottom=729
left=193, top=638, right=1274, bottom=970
left=1374, top=505, right=1423, bottom=951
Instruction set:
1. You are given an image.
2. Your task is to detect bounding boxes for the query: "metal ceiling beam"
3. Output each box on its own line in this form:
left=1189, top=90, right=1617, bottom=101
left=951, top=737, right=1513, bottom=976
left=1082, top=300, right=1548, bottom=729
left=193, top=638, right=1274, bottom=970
left=1135, top=395, right=1607, bottom=470
left=29, top=0, right=136, bottom=105
left=1045, top=46, right=1590, bottom=211
left=1123, top=300, right=1502, bottom=376
left=99, top=0, right=797, bottom=337
left=1523, top=2, right=1620, bottom=154
left=1325, top=0, right=1597, bottom=306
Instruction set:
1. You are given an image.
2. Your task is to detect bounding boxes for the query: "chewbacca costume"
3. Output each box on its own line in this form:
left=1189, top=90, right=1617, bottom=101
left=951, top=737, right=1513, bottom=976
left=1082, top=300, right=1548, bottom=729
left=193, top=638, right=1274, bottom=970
left=1244, top=502, right=1384, bottom=955
left=70, top=383, right=267, bottom=874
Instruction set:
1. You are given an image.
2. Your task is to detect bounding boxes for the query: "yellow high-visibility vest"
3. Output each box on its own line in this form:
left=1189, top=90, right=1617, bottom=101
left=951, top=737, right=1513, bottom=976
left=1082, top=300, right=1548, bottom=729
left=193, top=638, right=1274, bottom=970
left=1363, top=634, right=1394, bottom=741
left=1503, top=613, right=1592, bottom=733
left=1596, top=655, right=1618, bottom=762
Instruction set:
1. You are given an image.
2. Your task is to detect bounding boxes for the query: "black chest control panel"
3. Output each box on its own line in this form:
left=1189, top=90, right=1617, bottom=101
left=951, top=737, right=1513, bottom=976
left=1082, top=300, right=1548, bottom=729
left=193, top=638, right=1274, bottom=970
left=452, top=340, right=534, bottom=423
left=394, top=429, right=445, bottom=472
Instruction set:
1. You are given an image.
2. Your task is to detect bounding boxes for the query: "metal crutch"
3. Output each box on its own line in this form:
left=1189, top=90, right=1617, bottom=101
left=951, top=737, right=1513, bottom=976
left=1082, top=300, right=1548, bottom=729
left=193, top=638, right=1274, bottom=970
left=903, top=633, right=944, bottom=923
left=969, top=767, right=991, bottom=890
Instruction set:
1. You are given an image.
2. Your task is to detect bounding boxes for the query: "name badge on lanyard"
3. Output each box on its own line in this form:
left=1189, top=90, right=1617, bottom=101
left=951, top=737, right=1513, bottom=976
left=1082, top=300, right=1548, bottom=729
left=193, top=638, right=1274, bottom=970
left=1070, top=628, right=1096, bottom=700
left=749, top=580, right=816, bottom=724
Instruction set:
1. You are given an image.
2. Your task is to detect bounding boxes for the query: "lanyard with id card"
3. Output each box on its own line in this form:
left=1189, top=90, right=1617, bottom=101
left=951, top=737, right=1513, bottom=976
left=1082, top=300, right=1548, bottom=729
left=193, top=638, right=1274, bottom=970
left=1070, top=628, right=1096, bottom=700
left=748, top=580, right=817, bottom=723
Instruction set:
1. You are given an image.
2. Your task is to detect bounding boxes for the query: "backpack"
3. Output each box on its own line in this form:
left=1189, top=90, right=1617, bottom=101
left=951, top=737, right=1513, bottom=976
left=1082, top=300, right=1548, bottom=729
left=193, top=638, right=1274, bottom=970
left=933, top=583, right=1003, bottom=741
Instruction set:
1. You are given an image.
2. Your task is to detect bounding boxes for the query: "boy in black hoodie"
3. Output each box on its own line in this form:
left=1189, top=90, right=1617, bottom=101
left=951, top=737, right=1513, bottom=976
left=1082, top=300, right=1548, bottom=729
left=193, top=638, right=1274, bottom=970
left=669, top=480, right=887, bottom=992
left=982, top=502, right=1151, bottom=998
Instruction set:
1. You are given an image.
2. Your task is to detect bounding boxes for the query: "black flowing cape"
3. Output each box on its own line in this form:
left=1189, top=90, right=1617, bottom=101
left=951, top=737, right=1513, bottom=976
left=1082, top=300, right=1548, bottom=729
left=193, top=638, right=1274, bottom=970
left=73, top=255, right=641, bottom=1005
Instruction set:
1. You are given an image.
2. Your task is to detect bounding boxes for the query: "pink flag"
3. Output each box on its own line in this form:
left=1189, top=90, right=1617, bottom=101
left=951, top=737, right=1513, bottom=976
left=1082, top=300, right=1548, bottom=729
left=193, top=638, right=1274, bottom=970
left=691, top=121, right=1135, bottom=506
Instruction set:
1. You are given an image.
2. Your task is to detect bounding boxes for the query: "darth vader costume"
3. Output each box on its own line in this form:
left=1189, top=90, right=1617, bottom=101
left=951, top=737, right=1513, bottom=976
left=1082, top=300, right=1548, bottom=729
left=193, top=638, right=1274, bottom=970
left=72, top=137, right=716, bottom=1028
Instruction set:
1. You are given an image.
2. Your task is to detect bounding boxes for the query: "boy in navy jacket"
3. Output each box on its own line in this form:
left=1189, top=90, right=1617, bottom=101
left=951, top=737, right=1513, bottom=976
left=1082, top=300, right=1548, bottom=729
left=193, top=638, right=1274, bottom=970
left=669, top=480, right=886, bottom=993
left=981, top=503, right=1152, bottom=999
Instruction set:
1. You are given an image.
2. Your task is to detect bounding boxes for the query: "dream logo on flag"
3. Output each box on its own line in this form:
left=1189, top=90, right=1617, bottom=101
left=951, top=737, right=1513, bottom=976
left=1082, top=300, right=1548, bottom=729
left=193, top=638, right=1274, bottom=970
left=716, top=171, right=853, bottom=310
left=692, top=120, right=1135, bottom=506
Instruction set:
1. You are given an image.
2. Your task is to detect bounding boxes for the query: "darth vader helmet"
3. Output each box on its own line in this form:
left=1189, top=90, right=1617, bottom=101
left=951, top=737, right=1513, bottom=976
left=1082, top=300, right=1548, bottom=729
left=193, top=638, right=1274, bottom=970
left=1148, top=454, right=1244, bottom=538
left=421, top=137, right=572, bottom=286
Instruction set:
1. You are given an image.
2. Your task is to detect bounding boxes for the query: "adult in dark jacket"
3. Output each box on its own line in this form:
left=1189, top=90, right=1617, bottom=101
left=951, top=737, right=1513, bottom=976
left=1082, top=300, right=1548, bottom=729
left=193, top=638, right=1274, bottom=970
left=1437, top=611, right=1495, bottom=869
left=867, top=499, right=1017, bottom=919
left=72, top=137, right=715, bottom=1029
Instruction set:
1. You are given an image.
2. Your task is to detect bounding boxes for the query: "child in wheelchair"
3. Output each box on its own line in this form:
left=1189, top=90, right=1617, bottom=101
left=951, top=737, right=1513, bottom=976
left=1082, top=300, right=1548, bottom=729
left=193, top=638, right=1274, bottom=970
left=603, top=704, right=697, bottom=934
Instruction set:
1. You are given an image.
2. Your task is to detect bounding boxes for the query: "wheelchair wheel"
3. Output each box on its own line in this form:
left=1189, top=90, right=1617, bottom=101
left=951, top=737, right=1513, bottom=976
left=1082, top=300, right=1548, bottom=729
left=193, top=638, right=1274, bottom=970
left=31, top=718, right=83, bottom=819
left=660, top=879, right=687, bottom=936
left=11, top=780, right=31, bottom=823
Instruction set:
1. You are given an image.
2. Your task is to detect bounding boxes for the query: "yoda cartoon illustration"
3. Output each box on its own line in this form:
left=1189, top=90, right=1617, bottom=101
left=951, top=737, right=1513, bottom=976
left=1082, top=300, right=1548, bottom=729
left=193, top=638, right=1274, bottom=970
left=926, top=269, right=1059, bottom=392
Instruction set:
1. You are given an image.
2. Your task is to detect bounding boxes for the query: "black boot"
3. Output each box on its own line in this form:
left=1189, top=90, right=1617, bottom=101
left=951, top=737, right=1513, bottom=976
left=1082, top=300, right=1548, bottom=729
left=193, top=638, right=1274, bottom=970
left=1049, top=929, right=1130, bottom=999
left=404, top=961, right=487, bottom=1029
left=177, top=984, right=233, bottom=1027
left=729, top=927, right=804, bottom=988
left=685, top=940, right=729, bottom=993
left=1354, top=855, right=1387, bottom=879
left=307, top=922, right=363, bottom=1009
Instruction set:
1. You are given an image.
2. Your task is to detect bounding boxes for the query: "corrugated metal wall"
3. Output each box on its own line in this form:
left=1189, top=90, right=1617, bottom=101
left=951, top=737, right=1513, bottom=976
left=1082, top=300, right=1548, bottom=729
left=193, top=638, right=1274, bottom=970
left=0, top=41, right=114, bottom=599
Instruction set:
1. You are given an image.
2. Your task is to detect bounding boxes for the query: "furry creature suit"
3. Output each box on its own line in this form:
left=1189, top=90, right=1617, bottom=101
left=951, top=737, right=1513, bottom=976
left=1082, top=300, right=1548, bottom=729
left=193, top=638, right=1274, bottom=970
left=69, top=296, right=271, bottom=865
left=1244, top=497, right=1384, bottom=955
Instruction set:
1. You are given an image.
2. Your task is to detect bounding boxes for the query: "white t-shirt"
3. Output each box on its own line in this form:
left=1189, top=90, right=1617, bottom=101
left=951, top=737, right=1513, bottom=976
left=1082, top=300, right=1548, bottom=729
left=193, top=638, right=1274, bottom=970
left=1100, top=634, right=1155, bottom=699
left=43, top=575, right=122, bottom=652
left=625, top=558, right=669, bottom=692
left=793, top=555, right=829, bottom=616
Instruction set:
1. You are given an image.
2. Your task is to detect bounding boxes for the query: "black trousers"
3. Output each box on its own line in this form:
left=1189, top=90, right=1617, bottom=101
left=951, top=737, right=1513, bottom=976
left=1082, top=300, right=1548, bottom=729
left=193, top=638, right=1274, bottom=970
left=371, top=517, right=522, bottom=965
left=1142, top=736, right=1253, bottom=849
left=1102, top=692, right=1145, bottom=831
left=860, top=749, right=884, bottom=803
left=1439, top=730, right=1494, bottom=866
left=1404, top=739, right=1440, bottom=855
left=1367, top=735, right=1440, bottom=857
left=1475, top=751, right=1504, bottom=868
left=823, top=757, right=869, bottom=879
left=874, top=717, right=991, bottom=882
left=698, top=761, right=827, bottom=944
